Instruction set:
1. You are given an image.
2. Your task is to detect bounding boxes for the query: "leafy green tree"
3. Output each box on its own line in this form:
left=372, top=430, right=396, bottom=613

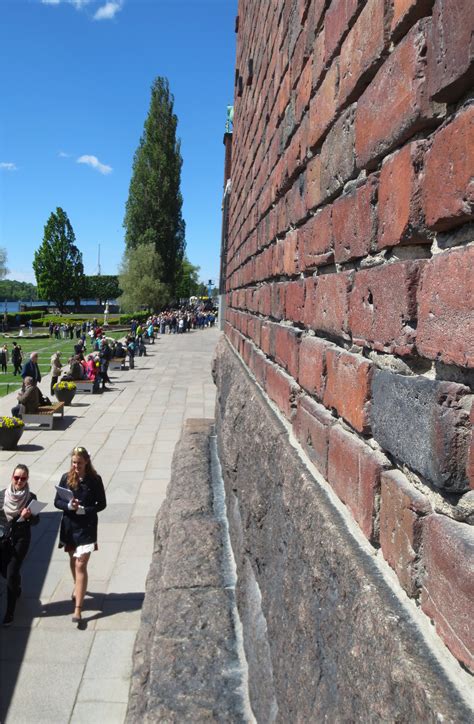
left=33, top=207, right=85, bottom=311
left=0, top=280, right=37, bottom=301
left=118, top=244, right=170, bottom=312
left=124, top=76, right=186, bottom=294
left=175, top=257, right=201, bottom=299
left=85, top=275, right=121, bottom=304
left=0, top=248, right=8, bottom=279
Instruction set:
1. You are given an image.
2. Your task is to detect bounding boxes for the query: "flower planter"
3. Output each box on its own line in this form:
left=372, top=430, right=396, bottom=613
left=54, top=388, right=76, bottom=405
left=0, top=426, right=24, bottom=450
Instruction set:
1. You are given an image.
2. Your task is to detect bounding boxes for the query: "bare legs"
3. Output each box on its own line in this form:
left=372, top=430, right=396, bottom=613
left=68, top=551, right=90, bottom=620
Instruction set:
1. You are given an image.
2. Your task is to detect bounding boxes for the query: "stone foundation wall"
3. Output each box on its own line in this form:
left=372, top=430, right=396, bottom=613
left=222, top=0, right=474, bottom=684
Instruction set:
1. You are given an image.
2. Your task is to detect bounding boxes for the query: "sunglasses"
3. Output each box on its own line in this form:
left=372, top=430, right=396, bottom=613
left=13, top=475, right=28, bottom=482
left=73, top=447, right=88, bottom=455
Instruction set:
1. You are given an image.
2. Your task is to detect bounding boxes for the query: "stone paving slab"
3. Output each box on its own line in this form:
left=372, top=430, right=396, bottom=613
left=0, top=328, right=219, bottom=723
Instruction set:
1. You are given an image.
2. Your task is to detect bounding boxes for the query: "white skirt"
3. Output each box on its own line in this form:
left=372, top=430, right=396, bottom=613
left=73, top=543, right=96, bottom=558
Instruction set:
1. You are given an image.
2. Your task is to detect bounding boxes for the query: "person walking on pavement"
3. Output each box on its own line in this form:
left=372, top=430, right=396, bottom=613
left=11, top=343, right=23, bottom=376
left=21, top=351, right=41, bottom=384
left=0, top=464, right=40, bottom=626
left=54, top=447, right=106, bottom=627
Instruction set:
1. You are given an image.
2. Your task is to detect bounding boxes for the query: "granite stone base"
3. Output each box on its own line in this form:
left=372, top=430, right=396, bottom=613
left=213, top=338, right=473, bottom=723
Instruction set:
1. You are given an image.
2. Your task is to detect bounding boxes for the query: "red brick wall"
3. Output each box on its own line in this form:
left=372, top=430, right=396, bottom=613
left=224, top=0, right=474, bottom=672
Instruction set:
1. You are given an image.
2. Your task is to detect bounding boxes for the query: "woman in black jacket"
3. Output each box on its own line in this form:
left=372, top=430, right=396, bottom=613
left=54, top=447, right=106, bottom=625
left=0, top=464, right=39, bottom=626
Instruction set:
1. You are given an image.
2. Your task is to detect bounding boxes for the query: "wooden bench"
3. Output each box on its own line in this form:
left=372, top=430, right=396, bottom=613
left=75, top=379, right=95, bottom=394
left=109, top=357, right=127, bottom=371
left=23, top=401, right=65, bottom=430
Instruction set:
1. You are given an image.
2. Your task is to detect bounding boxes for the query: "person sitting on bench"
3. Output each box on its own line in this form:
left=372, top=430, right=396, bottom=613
left=11, top=377, right=41, bottom=418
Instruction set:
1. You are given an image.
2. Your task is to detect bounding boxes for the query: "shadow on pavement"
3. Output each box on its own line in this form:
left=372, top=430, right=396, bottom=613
left=0, top=510, right=61, bottom=721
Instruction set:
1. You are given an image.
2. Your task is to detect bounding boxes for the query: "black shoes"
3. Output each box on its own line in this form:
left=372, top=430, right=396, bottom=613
left=2, top=612, right=14, bottom=627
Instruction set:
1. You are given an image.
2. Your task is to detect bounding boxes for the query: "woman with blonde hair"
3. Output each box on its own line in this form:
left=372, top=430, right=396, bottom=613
left=54, top=447, right=106, bottom=625
left=50, top=351, right=62, bottom=396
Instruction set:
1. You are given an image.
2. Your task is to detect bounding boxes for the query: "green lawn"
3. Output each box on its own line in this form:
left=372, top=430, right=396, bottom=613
left=0, top=330, right=125, bottom=397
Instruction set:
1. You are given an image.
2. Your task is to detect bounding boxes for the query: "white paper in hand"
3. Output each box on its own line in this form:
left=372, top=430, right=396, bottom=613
left=55, top=485, right=74, bottom=502
left=27, top=499, right=47, bottom=515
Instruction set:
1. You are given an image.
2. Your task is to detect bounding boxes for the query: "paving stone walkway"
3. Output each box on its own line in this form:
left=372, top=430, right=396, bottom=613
left=0, top=328, right=220, bottom=723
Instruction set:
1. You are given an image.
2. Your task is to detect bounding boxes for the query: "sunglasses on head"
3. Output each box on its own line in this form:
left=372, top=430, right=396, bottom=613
left=13, top=475, right=28, bottom=482
left=73, top=447, right=88, bottom=455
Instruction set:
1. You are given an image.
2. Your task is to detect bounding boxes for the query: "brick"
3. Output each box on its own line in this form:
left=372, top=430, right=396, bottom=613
left=323, top=0, right=363, bottom=65
left=428, top=0, right=474, bottom=102
left=377, top=141, right=428, bottom=249
left=271, top=282, right=287, bottom=320
left=285, top=279, right=305, bottom=323
left=293, top=394, right=335, bottom=477
left=320, top=105, right=356, bottom=200
left=355, top=19, right=441, bottom=170
left=304, top=271, right=353, bottom=339
left=300, top=206, right=334, bottom=271
left=421, top=514, right=474, bottom=672
left=273, top=324, right=301, bottom=378
left=304, top=153, right=323, bottom=212
left=390, top=0, right=435, bottom=41
left=249, top=346, right=267, bottom=388
left=323, top=348, right=373, bottom=433
left=328, top=424, right=388, bottom=541
left=421, top=106, right=474, bottom=232
left=261, top=322, right=272, bottom=356
left=308, top=60, right=339, bottom=150
left=338, top=0, right=388, bottom=107
left=371, top=370, right=471, bottom=491
left=417, top=246, right=474, bottom=368
left=297, top=336, right=334, bottom=399
left=283, top=229, right=300, bottom=276
left=332, top=176, right=378, bottom=263
left=349, top=260, right=425, bottom=355
left=380, top=469, right=432, bottom=597
left=264, top=362, right=299, bottom=421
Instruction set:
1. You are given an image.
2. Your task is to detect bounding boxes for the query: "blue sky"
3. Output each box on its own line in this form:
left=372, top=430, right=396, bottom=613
left=0, top=0, right=236, bottom=289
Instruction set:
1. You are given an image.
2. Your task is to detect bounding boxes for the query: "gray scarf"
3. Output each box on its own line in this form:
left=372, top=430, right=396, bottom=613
left=3, top=481, right=30, bottom=522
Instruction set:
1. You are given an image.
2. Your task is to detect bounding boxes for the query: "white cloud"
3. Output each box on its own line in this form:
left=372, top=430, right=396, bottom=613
left=0, top=162, right=17, bottom=171
left=41, top=0, right=61, bottom=5
left=77, top=154, right=112, bottom=175
left=5, top=270, right=37, bottom=284
left=58, top=151, right=71, bottom=158
left=94, top=1, right=122, bottom=19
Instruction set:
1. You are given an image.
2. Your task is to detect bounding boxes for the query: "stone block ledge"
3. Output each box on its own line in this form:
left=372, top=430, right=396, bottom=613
left=126, top=418, right=249, bottom=723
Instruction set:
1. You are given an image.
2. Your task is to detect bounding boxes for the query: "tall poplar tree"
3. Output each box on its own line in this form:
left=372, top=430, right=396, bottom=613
left=33, top=207, right=84, bottom=311
left=124, top=76, right=185, bottom=295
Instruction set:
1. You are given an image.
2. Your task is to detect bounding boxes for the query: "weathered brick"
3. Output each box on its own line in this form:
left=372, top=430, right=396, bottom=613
left=300, top=206, right=334, bottom=271
left=297, top=335, right=334, bottom=399
left=421, top=106, right=474, bottom=232
left=349, top=261, right=425, bottom=355
left=421, top=514, right=474, bottom=672
left=264, top=361, right=299, bottom=420
left=304, top=271, right=353, bottom=339
left=304, top=153, right=323, bottom=212
left=273, top=324, right=301, bottom=378
left=390, top=0, right=435, bottom=41
left=377, top=141, right=428, bottom=249
left=371, top=370, right=471, bottom=491
left=328, top=424, right=388, bottom=541
left=261, top=322, right=272, bottom=356
left=249, top=345, right=267, bottom=388
left=417, top=246, right=474, bottom=368
left=428, top=0, right=474, bottom=102
left=380, top=469, right=432, bottom=597
left=308, top=60, right=339, bottom=150
left=271, top=282, right=287, bottom=320
left=320, top=105, right=356, bottom=200
left=355, top=19, right=442, bottom=170
left=323, top=0, right=363, bottom=64
left=283, top=230, right=300, bottom=276
left=285, top=279, right=306, bottom=323
left=338, top=0, right=388, bottom=107
left=332, top=176, right=378, bottom=263
left=293, top=394, right=335, bottom=477
left=324, top=348, right=373, bottom=433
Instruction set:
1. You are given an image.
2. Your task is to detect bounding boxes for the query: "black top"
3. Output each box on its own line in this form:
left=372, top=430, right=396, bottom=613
left=0, top=489, right=39, bottom=547
left=54, top=472, right=106, bottom=548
